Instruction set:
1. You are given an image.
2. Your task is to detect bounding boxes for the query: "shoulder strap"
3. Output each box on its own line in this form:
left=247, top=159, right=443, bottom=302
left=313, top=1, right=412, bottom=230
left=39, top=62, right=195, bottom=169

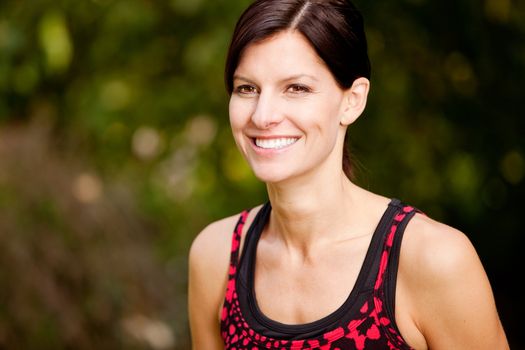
left=374, top=203, right=419, bottom=290
left=229, top=210, right=251, bottom=269
left=378, top=202, right=422, bottom=336
left=385, top=204, right=421, bottom=291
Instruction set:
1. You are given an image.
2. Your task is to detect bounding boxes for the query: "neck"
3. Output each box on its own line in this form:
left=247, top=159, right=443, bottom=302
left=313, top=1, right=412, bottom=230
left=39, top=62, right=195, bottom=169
left=266, top=168, right=364, bottom=254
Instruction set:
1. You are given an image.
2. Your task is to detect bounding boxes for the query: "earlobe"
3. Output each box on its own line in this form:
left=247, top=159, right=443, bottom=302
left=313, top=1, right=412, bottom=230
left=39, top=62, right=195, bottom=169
left=340, top=77, right=370, bottom=126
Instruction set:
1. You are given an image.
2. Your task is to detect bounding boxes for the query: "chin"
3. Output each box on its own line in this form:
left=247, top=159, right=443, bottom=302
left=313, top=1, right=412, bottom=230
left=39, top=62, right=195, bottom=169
left=250, top=163, right=307, bottom=184
left=252, top=171, right=287, bottom=184
left=250, top=165, right=292, bottom=184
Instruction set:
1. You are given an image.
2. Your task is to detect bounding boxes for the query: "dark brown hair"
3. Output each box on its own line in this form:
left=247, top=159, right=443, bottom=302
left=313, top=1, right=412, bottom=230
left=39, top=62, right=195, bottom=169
left=225, top=0, right=371, bottom=179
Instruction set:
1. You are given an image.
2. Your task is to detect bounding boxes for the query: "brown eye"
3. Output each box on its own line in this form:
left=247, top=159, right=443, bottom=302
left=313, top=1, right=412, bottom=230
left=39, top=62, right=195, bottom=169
left=235, top=85, right=258, bottom=95
left=287, top=84, right=311, bottom=94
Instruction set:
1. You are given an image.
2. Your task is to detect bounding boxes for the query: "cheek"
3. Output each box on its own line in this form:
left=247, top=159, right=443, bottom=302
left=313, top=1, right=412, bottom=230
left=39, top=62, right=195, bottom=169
left=229, top=97, right=252, bottom=132
left=298, top=100, right=342, bottom=133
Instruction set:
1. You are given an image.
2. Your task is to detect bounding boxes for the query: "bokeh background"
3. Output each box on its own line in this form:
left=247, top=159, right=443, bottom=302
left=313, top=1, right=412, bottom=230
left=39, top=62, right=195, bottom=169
left=0, top=0, right=523, bottom=348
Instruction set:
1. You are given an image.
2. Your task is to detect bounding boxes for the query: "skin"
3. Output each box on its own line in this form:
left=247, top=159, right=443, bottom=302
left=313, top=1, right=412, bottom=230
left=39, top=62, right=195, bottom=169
left=188, top=30, right=509, bottom=349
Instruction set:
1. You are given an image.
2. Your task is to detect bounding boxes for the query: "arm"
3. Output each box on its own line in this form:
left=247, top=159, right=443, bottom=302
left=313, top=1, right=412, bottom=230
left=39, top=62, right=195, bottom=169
left=400, top=215, right=509, bottom=350
left=188, top=217, right=237, bottom=349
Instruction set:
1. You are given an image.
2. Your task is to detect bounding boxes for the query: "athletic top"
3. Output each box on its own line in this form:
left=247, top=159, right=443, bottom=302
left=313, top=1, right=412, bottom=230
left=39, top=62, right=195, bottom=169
left=221, top=199, right=419, bottom=349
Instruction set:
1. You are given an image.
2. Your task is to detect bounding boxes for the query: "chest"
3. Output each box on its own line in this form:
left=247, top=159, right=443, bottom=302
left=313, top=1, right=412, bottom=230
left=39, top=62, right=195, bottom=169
left=253, top=240, right=370, bottom=325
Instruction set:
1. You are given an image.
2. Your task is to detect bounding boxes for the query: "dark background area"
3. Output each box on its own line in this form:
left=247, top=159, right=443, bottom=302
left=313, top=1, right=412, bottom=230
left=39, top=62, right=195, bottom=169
left=0, top=0, right=523, bottom=348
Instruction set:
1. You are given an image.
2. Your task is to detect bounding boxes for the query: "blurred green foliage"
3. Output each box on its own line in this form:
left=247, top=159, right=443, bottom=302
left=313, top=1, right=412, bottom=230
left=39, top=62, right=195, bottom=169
left=0, top=0, right=523, bottom=348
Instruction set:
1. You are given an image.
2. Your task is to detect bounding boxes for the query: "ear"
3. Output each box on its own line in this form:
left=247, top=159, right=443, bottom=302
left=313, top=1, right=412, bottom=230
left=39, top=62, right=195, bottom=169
left=340, top=77, right=370, bottom=126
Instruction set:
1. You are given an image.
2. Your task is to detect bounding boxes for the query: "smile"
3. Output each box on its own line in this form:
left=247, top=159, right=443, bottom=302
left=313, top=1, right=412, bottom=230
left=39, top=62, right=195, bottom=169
left=254, top=137, right=299, bottom=149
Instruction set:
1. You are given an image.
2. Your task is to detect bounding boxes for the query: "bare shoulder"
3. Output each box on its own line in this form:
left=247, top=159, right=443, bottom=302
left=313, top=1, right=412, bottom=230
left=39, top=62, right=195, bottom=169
left=189, top=204, right=263, bottom=269
left=401, top=213, right=478, bottom=278
left=188, top=206, right=263, bottom=348
left=189, top=213, right=241, bottom=268
left=188, top=214, right=240, bottom=349
left=188, top=204, right=263, bottom=296
left=188, top=213, right=243, bottom=320
left=398, top=213, right=509, bottom=349
left=399, top=212, right=487, bottom=300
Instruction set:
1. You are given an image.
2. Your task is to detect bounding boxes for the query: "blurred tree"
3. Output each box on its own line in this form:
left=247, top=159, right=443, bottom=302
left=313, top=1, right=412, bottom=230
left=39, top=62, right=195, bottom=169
left=0, top=0, right=523, bottom=348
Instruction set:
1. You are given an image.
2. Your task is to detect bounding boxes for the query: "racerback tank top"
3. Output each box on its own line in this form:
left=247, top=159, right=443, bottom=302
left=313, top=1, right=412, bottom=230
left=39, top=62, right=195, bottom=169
left=221, top=199, right=419, bottom=349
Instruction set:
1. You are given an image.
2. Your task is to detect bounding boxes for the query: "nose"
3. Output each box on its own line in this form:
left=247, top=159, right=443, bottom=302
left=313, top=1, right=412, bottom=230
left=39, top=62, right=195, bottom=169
left=251, top=91, right=284, bottom=129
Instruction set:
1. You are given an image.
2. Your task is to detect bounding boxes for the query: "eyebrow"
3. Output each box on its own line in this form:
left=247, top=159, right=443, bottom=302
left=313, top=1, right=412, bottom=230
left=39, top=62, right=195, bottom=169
left=232, top=74, right=319, bottom=84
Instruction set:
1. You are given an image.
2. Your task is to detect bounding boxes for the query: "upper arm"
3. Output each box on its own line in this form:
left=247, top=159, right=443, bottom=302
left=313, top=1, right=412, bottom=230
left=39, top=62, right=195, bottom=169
left=188, top=216, right=237, bottom=350
left=400, top=215, right=509, bottom=350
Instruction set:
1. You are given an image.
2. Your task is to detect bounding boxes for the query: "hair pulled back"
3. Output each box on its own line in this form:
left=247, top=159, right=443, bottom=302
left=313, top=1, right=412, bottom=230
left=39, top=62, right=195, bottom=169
left=225, top=0, right=370, bottom=179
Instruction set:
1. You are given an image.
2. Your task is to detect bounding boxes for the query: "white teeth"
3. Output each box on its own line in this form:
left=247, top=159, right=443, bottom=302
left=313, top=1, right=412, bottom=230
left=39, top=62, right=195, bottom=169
left=255, top=137, right=298, bottom=149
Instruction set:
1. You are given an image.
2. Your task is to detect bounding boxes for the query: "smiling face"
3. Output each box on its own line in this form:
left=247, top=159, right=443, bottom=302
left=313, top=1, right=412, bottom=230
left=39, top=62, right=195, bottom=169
left=229, top=31, right=356, bottom=184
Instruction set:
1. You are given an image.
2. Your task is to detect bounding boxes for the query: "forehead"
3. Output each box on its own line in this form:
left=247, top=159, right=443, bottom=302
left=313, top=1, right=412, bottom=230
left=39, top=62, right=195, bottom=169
left=235, top=30, right=330, bottom=79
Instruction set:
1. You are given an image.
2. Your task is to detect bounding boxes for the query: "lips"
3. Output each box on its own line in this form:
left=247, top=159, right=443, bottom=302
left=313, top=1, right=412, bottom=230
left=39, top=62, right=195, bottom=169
left=254, top=137, right=299, bottom=149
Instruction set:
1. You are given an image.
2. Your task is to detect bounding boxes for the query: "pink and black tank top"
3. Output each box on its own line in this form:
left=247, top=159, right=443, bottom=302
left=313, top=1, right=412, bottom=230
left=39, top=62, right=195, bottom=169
left=221, top=199, right=419, bottom=349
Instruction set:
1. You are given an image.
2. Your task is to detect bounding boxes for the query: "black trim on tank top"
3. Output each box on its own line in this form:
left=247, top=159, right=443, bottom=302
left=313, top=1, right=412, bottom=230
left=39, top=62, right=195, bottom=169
left=238, top=202, right=271, bottom=271
left=236, top=198, right=405, bottom=338
left=383, top=208, right=418, bottom=337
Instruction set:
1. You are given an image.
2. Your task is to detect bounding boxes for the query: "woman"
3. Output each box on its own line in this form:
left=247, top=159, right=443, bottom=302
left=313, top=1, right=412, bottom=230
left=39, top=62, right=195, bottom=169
left=188, top=0, right=509, bottom=349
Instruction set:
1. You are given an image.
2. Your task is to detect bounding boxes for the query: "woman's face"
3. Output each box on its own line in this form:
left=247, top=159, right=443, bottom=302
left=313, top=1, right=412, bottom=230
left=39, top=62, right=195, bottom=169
left=229, top=31, right=351, bottom=184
